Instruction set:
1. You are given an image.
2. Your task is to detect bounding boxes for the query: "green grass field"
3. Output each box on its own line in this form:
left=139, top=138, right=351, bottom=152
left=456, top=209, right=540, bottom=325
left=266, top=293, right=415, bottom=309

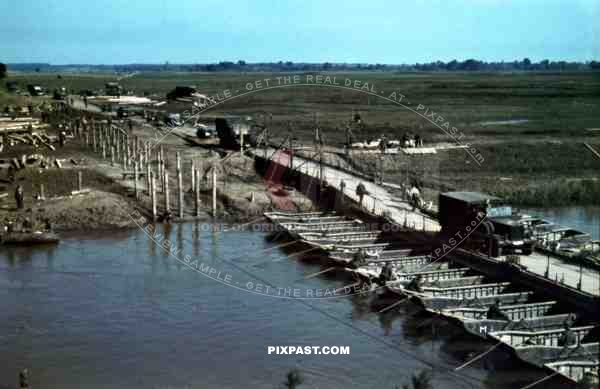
left=3, top=70, right=600, bottom=205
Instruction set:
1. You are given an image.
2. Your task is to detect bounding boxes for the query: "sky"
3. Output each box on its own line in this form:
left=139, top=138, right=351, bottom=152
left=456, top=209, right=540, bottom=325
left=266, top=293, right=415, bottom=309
left=0, top=0, right=598, bottom=64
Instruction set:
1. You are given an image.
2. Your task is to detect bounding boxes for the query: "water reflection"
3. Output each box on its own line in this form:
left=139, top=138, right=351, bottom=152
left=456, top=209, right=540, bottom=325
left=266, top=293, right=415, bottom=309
left=0, top=225, right=573, bottom=389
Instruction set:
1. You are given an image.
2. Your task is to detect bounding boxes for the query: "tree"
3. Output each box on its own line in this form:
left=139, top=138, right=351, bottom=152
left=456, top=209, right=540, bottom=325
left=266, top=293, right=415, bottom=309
left=0, top=63, right=6, bottom=79
left=283, top=369, right=303, bottom=389
left=461, top=59, right=482, bottom=71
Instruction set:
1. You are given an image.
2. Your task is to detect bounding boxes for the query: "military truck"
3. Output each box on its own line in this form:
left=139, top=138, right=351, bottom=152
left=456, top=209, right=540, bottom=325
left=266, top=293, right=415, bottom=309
left=438, top=191, right=533, bottom=257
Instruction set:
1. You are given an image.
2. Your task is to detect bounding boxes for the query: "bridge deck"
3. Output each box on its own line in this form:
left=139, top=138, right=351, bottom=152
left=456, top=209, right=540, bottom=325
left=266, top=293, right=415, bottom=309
left=257, top=148, right=441, bottom=232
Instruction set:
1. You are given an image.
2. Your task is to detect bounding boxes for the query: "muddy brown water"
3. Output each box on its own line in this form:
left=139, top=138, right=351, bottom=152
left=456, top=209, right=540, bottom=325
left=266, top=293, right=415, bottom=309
left=0, top=223, right=569, bottom=388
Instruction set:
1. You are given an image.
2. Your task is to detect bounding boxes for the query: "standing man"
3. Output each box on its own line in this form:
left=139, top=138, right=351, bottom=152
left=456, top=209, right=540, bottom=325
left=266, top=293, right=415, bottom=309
left=15, top=185, right=24, bottom=209
left=19, top=369, right=29, bottom=389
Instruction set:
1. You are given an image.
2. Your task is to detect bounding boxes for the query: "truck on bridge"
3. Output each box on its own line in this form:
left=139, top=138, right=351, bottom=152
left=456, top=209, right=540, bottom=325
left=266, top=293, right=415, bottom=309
left=438, top=191, right=534, bottom=257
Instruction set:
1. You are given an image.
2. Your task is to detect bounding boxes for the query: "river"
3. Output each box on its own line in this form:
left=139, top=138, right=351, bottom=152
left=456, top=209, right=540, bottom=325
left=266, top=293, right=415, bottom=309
left=521, top=206, right=600, bottom=240
left=0, top=223, right=563, bottom=389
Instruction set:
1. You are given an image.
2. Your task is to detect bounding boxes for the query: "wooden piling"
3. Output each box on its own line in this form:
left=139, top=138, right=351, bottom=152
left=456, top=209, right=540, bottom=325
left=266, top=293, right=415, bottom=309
left=159, top=159, right=165, bottom=193
left=164, top=170, right=170, bottom=211
left=212, top=166, right=217, bottom=217
left=177, top=152, right=183, bottom=218
left=39, top=184, right=45, bottom=200
left=77, top=171, right=83, bottom=191
left=92, top=125, right=97, bottom=152
left=116, top=132, right=120, bottom=162
left=160, top=145, right=165, bottom=181
left=190, top=161, right=195, bottom=192
left=195, top=169, right=201, bottom=217
left=151, top=172, right=157, bottom=221
left=240, top=129, right=244, bottom=156
left=111, top=146, right=115, bottom=165
left=134, top=161, right=139, bottom=199
left=146, top=159, right=151, bottom=194
left=134, top=136, right=139, bottom=164
left=125, top=136, right=130, bottom=169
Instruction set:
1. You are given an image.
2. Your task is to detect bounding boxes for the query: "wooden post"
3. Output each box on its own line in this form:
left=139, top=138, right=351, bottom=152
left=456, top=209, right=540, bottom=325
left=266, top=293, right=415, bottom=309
left=122, top=141, right=127, bottom=170
left=116, top=132, right=121, bottom=162
left=39, top=184, right=45, bottom=200
left=92, top=125, right=97, bottom=152
left=134, top=161, right=139, bottom=199
left=240, top=128, right=244, bottom=156
left=146, top=158, right=151, bottom=194
left=77, top=171, right=83, bottom=191
left=191, top=161, right=195, bottom=192
left=195, top=169, right=201, bottom=217
left=212, top=166, right=217, bottom=217
left=159, top=159, right=165, bottom=193
left=164, top=170, right=170, bottom=211
left=160, top=145, right=164, bottom=181
left=125, top=136, right=130, bottom=169
left=111, top=146, right=115, bottom=165
left=102, top=141, right=106, bottom=159
left=151, top=172, right=157, bottom=222
left=177, top=152, right=183, bottom=218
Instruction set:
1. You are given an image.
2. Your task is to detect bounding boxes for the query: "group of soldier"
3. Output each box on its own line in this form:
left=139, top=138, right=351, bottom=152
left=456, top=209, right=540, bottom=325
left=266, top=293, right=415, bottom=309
left=401, top=133, right=423, bottom=148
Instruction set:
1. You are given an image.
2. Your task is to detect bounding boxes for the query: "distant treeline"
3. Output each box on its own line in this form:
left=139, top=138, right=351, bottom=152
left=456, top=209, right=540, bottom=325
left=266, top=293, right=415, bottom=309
left=6, top=59, right=600, bottom=73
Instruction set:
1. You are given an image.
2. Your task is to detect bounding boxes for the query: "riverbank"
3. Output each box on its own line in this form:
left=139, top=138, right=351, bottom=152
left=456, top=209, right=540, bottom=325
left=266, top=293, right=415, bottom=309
left=0, top=109, right=314, bottom=233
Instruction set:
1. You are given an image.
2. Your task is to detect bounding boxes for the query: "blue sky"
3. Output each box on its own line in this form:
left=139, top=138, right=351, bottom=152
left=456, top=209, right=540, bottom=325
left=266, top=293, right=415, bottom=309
left=1, top=0, right=597, bottom=64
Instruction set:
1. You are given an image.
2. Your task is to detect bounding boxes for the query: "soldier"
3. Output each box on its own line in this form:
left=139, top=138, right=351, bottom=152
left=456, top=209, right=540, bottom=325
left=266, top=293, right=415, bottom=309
left=349, top=249, right=367, bottom=269
left=405, top=274, right=424, bottom=293
left=379, top=134, right=387, bottom=152
left=486, top=299, right=510, bottom=321
left=44, top=218, right=52, bottom=231
left=19, top=368, right=29, bottom=389
left=15, top=185, right=24, bottom=209
left=356, top=182, right=367, bottom=208
left=22, top=217, right=32, bottom=232
left=414, top=134, right=421, bottom=147
left=161, top=209, right=173, bottom=224
left=557, top=321, right=577, bottom=347
left=377, top=262, right=395, bottom=285
left=59, top=130, right=66, bottom=147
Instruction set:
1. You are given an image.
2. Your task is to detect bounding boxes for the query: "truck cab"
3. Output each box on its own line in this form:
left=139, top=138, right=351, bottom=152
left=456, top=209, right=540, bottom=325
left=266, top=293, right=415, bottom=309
left=438, top=191, right=534, bottom=257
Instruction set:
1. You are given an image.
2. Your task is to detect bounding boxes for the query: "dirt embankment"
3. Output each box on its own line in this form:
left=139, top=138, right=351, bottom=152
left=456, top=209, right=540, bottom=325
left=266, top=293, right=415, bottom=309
left=1, top=123, right=315, bottom=232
